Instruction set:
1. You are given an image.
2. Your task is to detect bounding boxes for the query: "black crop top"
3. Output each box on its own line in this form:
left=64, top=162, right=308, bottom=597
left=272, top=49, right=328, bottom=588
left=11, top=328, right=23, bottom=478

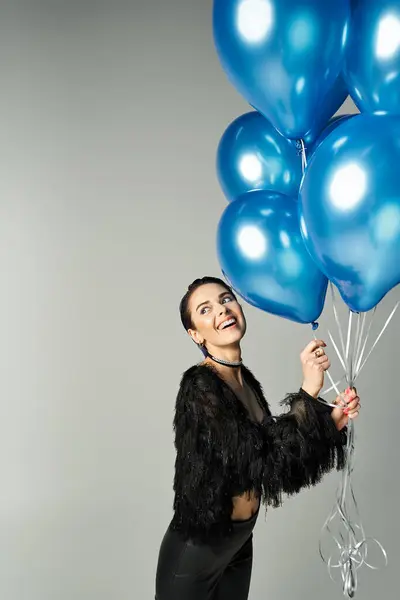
left=170, top=363, right=347, bottom=542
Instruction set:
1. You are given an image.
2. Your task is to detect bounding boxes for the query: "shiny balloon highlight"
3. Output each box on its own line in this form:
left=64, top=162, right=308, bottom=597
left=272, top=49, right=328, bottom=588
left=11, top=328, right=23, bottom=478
left=217, top=190, right=328, bottom=323
left=345, top=0, right=400, bottom=114
left=217, top=111, right=303, bottom=202
left=306, top=113, right=354, bottom=157
left=299, top=113, right=400, bottom=312
left=213, top=0, right=351, bottom=139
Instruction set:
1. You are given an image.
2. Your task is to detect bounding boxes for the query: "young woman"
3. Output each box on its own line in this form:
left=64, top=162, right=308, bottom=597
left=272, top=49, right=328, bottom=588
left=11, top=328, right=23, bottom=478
left=155, top=276, right=360, bottom=600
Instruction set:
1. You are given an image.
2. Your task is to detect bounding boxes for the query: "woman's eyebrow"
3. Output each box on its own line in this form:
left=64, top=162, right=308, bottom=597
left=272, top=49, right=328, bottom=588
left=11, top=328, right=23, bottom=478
left=196, top=293, right=229, bottom=312
left=196, top=300, right=210, bottom=312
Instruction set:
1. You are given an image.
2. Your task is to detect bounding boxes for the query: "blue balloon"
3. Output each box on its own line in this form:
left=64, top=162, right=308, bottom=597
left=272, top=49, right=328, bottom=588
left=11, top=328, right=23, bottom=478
left=306, top=113, right=354, bottom=156
left=299, top=113, right=400, bottom=312
left=303, top=76, right=349, bottom=146
left=217, top=111, right=303, bottom=202
left=345, top=0, right=400, bottom=114
left=213, top=0, right=351, bottom=139
left=217, top=190, right=328, bottom=323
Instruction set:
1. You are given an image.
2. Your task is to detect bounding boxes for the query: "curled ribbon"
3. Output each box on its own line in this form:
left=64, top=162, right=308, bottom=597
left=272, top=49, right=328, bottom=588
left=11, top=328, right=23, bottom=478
left=318, top=419, right=388, bottom=597
left=312, top=284, right=395, bottom=597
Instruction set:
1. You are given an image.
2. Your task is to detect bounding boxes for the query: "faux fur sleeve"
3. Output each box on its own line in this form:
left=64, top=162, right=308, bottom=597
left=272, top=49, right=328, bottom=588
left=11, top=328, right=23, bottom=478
left=262, top=388, right=347, bottom=507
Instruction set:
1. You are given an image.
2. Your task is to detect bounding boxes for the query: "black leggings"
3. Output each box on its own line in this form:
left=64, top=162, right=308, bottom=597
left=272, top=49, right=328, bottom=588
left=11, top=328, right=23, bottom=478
left=155, top=509, right=259, bottom=600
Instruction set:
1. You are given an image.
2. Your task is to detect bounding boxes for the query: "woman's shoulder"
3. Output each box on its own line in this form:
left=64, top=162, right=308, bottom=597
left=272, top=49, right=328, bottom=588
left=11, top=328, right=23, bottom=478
left=178, top=362, right=223, bottom=393
left=174, top=364, right=230, bottom=421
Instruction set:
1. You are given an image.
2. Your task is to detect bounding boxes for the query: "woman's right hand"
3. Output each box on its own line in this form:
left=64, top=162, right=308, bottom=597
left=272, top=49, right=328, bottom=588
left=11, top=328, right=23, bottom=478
left=300, top=339, right=330, bottom=398
left=331, top=388, right=360, bottom=430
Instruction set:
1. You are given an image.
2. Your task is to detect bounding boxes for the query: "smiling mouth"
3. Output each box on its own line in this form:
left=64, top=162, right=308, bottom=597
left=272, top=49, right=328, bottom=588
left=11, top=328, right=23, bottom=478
left=219, top=317, right=237, bottom=330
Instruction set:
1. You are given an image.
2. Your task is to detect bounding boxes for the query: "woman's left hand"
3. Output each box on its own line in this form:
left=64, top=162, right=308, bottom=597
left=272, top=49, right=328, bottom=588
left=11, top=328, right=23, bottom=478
left=331, top=388, right=361, bottom=431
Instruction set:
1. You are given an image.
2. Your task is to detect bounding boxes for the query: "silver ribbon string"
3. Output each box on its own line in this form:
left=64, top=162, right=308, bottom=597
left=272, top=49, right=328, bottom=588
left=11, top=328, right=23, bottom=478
left=311, top=283, right=395, bottom=596
left=296, top=139, right=308, bottom=173
left=354, top=308, right=376, bottom=377
left=354, top=301, right=399, bottom=380
left=319, top=419, right=387, bottom=598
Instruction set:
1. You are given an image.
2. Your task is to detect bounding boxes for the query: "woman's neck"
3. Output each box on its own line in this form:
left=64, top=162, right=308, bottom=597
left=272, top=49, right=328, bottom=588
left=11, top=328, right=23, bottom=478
left=203, top=345, right=243, bottom=386
left=206, top=344, right=241, bottom=364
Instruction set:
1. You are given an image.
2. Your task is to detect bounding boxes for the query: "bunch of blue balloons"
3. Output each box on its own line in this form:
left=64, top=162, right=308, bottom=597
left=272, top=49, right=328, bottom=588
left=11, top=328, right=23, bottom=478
left=214, top=0, right=400, bottom=323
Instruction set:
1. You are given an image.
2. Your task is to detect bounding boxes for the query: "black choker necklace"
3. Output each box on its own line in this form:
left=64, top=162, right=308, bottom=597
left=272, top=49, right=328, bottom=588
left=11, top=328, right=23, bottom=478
left=207, top=352, right=242, bottom=368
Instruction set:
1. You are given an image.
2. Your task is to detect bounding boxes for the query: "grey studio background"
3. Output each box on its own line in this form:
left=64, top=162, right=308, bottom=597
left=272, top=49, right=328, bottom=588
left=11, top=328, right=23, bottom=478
left=0, top=1, right=398, bottom=599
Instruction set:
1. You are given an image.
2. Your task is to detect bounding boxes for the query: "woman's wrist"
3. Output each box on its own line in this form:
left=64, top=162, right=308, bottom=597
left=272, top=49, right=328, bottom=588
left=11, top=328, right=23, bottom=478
left=301, top=381, right=320, bottom=399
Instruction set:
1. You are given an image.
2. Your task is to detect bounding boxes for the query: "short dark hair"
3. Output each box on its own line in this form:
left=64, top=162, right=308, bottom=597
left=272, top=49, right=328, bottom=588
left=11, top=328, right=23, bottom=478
left=179, top=276, right=235, bottom=331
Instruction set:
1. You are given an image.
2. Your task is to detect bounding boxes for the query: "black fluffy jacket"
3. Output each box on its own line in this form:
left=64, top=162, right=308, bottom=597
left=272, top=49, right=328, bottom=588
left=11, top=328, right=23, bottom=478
left=170, top=363, right=347, bottom=542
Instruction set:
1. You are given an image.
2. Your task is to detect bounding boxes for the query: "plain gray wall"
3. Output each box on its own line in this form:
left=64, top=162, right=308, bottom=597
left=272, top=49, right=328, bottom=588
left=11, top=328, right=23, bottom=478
left=0, top=1, right=398, bottom=599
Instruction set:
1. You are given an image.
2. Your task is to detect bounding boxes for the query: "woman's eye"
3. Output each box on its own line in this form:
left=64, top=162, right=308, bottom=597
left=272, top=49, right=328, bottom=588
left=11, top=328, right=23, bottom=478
left=222, top=296, right=232, bottom=304
left=200, top=306, right=210, bottom=314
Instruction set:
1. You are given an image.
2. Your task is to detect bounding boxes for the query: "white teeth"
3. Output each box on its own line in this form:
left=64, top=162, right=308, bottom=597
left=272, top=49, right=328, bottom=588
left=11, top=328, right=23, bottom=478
left=220, top=318, right=236, bottom=329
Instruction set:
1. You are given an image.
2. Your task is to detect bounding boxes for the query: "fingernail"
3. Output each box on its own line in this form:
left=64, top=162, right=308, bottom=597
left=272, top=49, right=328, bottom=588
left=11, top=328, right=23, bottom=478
left=343, top=408, right=349, bottom=414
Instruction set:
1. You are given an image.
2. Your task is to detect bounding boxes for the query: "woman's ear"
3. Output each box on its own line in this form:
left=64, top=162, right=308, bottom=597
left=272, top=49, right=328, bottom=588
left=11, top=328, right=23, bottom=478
left=188, top=328, right=203, bottom=346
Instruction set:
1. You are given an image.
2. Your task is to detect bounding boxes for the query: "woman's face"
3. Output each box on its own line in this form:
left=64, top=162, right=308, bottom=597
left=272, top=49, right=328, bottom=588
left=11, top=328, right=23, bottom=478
left=187, top=283, right=246, bottom=351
